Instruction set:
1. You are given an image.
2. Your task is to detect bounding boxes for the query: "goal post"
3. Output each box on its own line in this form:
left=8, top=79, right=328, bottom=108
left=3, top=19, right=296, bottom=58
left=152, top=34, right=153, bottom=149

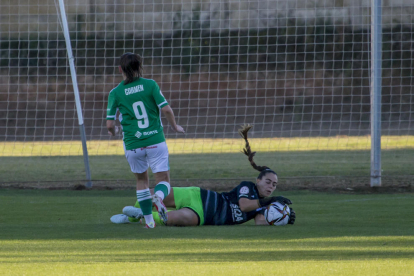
left=57, top=0, right=92, bottom=188
left=370, top=0, right=382, bottom=187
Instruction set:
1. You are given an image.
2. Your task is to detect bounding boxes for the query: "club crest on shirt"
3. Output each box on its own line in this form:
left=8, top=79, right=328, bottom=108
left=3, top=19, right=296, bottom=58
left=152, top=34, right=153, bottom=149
left=239, top=186, right=249, bottom=194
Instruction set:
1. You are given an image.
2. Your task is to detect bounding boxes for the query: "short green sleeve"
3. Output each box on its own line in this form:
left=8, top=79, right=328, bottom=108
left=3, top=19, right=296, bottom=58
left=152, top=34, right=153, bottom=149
left=152, top=82, right=168, bottom=108
left=106, top=89, right=117, bottom=120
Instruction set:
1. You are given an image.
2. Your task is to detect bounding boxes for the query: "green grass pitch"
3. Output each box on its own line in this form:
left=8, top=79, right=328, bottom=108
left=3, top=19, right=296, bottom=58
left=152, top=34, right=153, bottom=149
left=1, top=136, right=413, bottom=183
left=1, top=189, right=413, bottom=275
left=1, top=150, right=413, bottom=183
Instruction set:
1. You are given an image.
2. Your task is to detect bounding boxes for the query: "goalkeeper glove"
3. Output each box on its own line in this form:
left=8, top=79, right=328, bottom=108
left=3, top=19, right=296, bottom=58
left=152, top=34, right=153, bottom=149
left=288, top=208, right=296, bottom=225
left=258, top=196, right=292, bottom=207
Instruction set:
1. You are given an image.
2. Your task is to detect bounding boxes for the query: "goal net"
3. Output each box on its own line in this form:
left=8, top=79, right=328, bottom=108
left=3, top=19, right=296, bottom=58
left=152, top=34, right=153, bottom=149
left=1, top=0, right=413, bottom=187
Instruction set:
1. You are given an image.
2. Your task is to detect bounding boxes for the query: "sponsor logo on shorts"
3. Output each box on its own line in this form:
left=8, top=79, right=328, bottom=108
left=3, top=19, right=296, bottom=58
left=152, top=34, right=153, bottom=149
left=239, top=186, right=249, bottom=194
left=135, top=131, right=142, bottom=138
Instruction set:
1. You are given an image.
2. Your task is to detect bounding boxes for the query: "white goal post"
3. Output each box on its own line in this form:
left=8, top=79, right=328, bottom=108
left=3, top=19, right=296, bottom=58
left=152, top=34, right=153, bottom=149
left=57, top=0, right=92, bottom=187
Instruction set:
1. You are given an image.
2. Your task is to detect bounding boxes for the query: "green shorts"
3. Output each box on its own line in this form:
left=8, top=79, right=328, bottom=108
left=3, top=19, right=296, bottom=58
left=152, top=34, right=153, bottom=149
left=173, top=187, right=205, bottom=225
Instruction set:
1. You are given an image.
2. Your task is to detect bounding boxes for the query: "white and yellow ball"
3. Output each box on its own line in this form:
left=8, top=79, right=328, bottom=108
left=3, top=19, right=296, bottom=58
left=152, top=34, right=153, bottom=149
left=264, top=202, right=290, bottom=226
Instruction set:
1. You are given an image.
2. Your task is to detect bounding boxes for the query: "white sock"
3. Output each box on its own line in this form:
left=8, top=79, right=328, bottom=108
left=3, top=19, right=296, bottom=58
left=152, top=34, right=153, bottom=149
left=154, top=181, right=170, bottom=200
left=155, top=190, right=165, bottom=200
left=144, top=214, right=155, bottom=225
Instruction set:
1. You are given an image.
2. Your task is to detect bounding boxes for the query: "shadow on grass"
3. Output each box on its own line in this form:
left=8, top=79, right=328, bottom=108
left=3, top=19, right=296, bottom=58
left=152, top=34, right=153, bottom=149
left=0, top=247, right=413, bottom=263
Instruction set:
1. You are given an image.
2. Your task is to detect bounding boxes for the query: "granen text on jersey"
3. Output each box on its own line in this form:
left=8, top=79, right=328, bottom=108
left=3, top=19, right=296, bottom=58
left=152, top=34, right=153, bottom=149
left=125, top=85, right=144, bottom=95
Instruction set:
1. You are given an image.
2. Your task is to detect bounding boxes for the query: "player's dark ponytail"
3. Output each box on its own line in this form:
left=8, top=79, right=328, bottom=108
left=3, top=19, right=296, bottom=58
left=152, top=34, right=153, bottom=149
left=120, top=53, right=143, bottom=85
left=238, top=124, right=277, bottom=179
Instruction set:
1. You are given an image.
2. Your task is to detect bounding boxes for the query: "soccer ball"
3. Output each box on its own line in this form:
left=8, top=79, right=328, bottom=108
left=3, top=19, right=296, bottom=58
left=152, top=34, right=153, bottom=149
left=264, top=202, right=290, bottom=226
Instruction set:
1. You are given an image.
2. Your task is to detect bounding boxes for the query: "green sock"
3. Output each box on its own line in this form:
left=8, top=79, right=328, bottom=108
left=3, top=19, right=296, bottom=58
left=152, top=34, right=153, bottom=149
left=154, top=181, right=171, bottom=200
left=136, top=189, right=153, bottom=220
left=139, top=199, right=153, bottom=216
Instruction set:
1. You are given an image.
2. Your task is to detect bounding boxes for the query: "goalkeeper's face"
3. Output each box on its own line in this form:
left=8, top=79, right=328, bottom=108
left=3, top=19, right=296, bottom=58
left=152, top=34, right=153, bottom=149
left=256, top=173, right=278, bottom=197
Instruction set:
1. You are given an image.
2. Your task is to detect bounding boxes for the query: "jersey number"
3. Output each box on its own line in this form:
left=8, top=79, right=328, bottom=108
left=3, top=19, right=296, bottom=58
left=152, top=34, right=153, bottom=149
left=132, top=101, right=149, bottom=128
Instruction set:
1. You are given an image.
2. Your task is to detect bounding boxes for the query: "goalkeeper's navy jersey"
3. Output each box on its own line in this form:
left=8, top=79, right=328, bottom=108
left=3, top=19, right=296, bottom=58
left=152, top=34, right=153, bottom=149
left=200, top=181, right=264, bottom=225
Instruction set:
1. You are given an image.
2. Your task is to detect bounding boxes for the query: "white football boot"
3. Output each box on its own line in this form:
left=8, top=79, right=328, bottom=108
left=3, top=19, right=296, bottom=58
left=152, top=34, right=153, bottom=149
left=122, top=206, right=144, bottom=220
left=110, top=214, right=130, bottom=224
left=145, top=221, right=156, bottom=228
left=152, top=194, right=168, bottom=225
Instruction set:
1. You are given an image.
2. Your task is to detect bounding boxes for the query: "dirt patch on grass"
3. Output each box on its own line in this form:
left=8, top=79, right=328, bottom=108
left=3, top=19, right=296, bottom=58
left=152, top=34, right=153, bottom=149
left=1, top=176, right=413, bottom=194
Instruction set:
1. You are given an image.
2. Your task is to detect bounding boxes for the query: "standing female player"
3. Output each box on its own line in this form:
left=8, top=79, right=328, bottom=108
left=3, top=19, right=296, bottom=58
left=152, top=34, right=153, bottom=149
left=106, top=53, right=185, bottom=228
left=111, top=125, right=296, bottom=226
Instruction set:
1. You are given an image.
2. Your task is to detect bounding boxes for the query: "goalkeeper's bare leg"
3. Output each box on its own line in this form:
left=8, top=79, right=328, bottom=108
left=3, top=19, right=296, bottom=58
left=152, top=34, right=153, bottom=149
left=121, top=206, right=198, bottom=226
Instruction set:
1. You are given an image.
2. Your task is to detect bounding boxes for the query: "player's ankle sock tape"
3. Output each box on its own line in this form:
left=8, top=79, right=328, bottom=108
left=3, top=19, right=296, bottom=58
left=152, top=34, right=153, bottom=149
left=154, top=181, right=170, bottom=200
left=136, top=189, right=152, bottom=215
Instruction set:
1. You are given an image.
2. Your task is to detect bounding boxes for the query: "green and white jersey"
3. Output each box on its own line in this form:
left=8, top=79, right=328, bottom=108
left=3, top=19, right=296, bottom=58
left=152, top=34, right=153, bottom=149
left=106, top=77, right=169, bottom=150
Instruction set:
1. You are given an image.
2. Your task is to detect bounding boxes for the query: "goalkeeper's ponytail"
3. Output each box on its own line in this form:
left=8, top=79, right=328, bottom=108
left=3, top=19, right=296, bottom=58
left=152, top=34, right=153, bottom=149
left=120, top=53, right=143, bottom=85
left=238, top=124, right=277, bottom=179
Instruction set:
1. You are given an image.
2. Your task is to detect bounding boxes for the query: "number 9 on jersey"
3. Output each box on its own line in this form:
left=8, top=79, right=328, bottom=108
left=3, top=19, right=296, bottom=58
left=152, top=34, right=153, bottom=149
left=133, top=101, right=149, bottom=129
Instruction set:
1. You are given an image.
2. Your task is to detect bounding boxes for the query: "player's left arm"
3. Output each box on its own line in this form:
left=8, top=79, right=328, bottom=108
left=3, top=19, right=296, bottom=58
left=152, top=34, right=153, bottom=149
left=106, top=120, right=119, bottom=136
left=237, top=182, right=261, bottom=212
left=239, top=197, right=260, bottom=212
left=240, top=196, right=293, bottom=212
left=237, top=182, right=291, bottom=212
left=106, top=89, right=118, bottom=136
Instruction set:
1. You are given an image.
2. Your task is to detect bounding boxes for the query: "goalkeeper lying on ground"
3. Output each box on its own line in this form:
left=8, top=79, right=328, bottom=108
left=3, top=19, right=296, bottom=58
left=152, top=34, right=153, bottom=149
left=110, top=125, right=296, bottom=226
